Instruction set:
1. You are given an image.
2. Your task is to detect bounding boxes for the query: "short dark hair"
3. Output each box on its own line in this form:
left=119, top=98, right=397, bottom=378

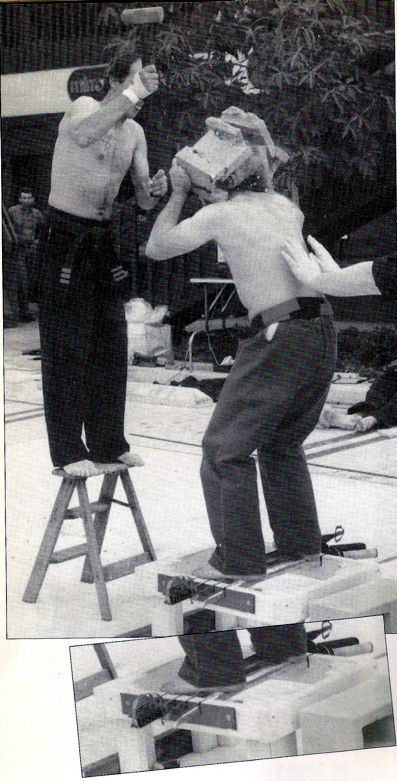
left=103, top=38, right=142, bottom=85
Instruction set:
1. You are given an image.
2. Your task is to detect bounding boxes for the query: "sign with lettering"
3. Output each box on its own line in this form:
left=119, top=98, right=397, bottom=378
left=67, top=65, right=108, bottom=101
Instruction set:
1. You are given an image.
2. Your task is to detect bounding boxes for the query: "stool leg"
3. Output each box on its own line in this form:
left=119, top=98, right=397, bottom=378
left=80, top=473, right=118, bottom=583
left=120, top=470, right=156, bottom=561
left=23, top=478, right=75, bottom=604
left=76, top=481, right=112, bottom=621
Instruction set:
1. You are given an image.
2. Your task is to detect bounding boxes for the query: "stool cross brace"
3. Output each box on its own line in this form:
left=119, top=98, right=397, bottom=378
left=23, top=465, right=156, bottom=621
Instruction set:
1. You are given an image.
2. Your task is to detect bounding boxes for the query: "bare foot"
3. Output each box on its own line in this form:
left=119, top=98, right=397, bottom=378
left=63, top=460, right=101, bottom=478
left=355, top=415, right=377, bottom=433
left=118, top=451, right=145, bottom=467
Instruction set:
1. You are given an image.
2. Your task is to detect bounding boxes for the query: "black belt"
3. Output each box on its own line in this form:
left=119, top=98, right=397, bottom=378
left=46, top=206, right=129, bottom=292
left=251, top=297, right=331, bottom=332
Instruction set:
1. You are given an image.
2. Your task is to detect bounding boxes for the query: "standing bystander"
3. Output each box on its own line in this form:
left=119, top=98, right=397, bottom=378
left=8, top=189, right=44, bottom=321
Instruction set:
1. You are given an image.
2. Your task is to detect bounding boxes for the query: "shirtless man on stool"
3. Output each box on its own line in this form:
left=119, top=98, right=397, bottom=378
left=39, top=39, right=167, bottom=478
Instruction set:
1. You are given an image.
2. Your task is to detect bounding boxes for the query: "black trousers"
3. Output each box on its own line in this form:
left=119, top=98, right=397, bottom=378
left=178, top=624, right=308, bottom=688
left=38, top=208, right=130, bottom=467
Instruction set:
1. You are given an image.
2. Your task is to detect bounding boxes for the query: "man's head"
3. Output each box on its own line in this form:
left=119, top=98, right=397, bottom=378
left=18, top=190, right=35, bottom=208
left=175, top=107, right=289, bottom=202
left=103, top=38, right=143, bottom=93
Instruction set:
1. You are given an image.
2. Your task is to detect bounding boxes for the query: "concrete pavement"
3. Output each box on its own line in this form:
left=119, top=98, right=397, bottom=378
left=4, top=321, right=397, bottom=637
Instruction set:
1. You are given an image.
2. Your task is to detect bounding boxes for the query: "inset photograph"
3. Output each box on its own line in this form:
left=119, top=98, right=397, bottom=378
left=70, top=616, right=395, bottom=775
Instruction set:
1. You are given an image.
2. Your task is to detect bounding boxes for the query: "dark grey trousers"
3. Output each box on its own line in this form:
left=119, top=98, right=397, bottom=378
left=201, top=317, right=337, bottom=576
left=179, top=624, right=308, bottom=688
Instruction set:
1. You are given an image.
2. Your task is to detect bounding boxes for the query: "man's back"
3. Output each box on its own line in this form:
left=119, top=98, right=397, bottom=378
left=211, top=191, right=320, bottom=319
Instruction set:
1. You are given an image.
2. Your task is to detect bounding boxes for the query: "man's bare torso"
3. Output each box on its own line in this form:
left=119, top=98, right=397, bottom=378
left=210, top=191, right=319, bottom=319
left=49, top=98, right=139, bottom=220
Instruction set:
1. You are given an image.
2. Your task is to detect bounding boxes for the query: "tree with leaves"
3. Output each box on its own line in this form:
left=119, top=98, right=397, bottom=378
left=99, top=1, right=394, bottom=235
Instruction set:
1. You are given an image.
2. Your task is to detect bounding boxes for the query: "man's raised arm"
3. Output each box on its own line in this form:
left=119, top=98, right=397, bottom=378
left=66, top=65, right=158, bottom=148
left=146, top=161, right=220, bottom=260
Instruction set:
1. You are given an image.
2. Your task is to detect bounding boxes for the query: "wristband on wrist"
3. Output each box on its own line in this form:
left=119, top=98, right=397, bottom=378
left=132, top=71, right=152, bottom=99
left=122, top=86, right=141, bottom=105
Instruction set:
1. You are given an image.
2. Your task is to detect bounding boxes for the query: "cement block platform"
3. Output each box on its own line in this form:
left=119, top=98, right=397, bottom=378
left=140, top=547, right=383, bottom=634
left=89, top=653, right=390, bottom=771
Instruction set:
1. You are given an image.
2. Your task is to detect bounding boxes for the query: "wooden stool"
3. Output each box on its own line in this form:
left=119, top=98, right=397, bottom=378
left=22, top=463, right=156, bottom=621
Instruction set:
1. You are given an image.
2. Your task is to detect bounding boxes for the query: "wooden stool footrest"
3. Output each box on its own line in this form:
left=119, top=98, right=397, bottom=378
left=111, top=498, right=133, bottom=509
left=51, top=543, right=89, bottom=563
left=64, top=502, right=109, bottom=519
left=24, top=468, right=156, bottom=620
left=81, top=552, right=152, bottom=584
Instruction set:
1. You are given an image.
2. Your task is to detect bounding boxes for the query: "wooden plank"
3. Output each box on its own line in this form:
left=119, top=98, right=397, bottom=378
left=64, top=502, right=109, bottom=519
left=93, top=644, right=117, bottom=681
left=74, top=644, right=117, bottom=702
left=77, top=481, right=112, bottom=621
left=23, top=478, right=75, bottom=603
left=120, top=470, right=156, bottom=562
left=50, top=543, right=88, bottom=563
left=74, top=669, right=111, bottom=702
left=82, top=753, right=120, bottom=778
left=80, top=472, right=118, bottom=584
left=102, top=553, right=152, bottom=582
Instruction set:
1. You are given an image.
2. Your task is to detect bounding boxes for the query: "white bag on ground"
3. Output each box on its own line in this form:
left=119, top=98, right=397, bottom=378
left=125, top=298, right=173, bottom=361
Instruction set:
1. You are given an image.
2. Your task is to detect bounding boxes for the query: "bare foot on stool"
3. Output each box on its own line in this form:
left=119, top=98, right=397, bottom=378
left=63, top=460, right=101, bottom=478
left=118, top=451, right=145, bottom=467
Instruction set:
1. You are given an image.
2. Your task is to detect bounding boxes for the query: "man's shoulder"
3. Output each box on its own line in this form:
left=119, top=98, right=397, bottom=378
left=199, top=200, right=231, bottom=219
left=63, top=95, right=99, bottom=119
left=125, top=118, right=145, bottom=137
left=71, top=95, right=98, bottom=108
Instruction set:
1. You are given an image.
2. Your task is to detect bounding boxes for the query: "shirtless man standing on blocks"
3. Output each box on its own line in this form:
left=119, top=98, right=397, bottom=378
left=38, top=40, right=167, bottom=478
left=146, top=108, right=337, bottom=580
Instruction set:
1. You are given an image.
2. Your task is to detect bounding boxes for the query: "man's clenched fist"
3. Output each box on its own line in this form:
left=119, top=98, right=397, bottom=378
left=149, top=169, right=168, bottom=198
left=137, top=64, right=159, bottom=96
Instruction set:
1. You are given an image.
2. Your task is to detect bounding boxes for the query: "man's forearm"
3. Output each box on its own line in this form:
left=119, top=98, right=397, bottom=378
left=146, top=191, right=186, bottom=258
left=311, top=262, right=378, bottom=297
left=70, top=95, right=142, bottom=148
